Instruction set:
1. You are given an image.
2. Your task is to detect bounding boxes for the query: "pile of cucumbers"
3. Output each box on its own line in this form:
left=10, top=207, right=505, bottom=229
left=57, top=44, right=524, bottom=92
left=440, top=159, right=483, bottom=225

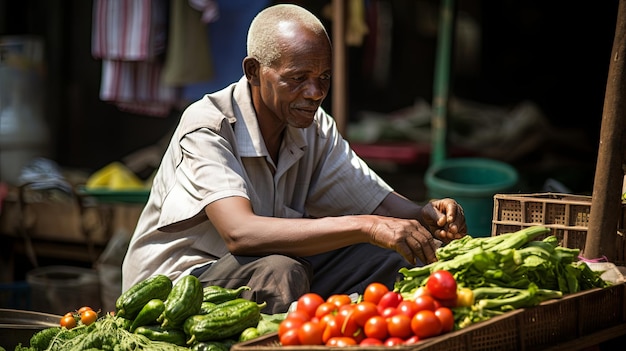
left=116, top=274, right=266, bottom=350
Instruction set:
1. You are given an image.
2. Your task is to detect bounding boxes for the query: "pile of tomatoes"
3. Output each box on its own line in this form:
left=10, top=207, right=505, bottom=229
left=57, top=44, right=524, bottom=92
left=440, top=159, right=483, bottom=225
left=278, top=270, right=472, bottom=347
left=59, top=306, right=99, bottom=330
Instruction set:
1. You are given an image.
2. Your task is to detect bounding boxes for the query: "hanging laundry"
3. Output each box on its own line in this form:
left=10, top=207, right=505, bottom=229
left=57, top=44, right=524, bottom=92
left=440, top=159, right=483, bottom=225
left=181, top=0, right=270, bottom=101
left=162, top=0, right=214, bottom=87
left=91, top=0, right=176, bottom=117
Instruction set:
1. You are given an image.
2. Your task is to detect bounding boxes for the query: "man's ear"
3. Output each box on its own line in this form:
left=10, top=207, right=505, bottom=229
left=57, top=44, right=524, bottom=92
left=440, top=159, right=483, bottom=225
left=243, top=57, right=260, bottom=86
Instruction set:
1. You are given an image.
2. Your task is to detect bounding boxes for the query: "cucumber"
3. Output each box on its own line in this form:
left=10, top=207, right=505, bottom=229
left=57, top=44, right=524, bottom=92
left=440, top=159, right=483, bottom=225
left=115, top=274, right=172, bottom=319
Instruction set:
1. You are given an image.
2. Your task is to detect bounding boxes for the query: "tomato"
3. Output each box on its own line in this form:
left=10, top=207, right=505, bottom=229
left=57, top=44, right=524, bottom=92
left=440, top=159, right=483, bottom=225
left=411, top=310, right=442, bottom=339
left=60, top=315, right=76, bottom=329
left=413, top=294, right=437, bottom=312
left=335, top=304, right=359, bottom=336
left=434, top=307, right=454, bottom=333
left=326, top=336, right=357, bottom=347
left=278, top=317, right=304, bottom=338
left=321, top=315, right=342, bottom=343
left=379, top=306, right=399, bottom=319
left=426, top=270, right=458, bottom=301
left=296, top=293, right=325, bottom=319
left=360, top=337, right=384, bottom=346
left=279, top=328, right=301, bottom=346
left=384, top=337, right=405, bottom=346
left=298, top=321, right=324, bottom=345
left=386, top=314, right=413, bottom=339
left=456, top=287, right=475, bottom=307
left=287, top=310, right=311, bottom=322
left=363, top=315, right=388, bottom=340
left=405, top=335, right=421, bottom=345
left=377, top=291, right=402, bottom=313
left=352, top=301, right=379, bottom=327
left=397, top=299, right=420, bottom=318
left=315, top=302, right=337, bottom=319
left=327, top=294, right=352, bottom=307
left=363, top=282, right=389, bottom=304
left=77, top=306, right=92, bottom=315
left=80, top=309, right=98, bottom=325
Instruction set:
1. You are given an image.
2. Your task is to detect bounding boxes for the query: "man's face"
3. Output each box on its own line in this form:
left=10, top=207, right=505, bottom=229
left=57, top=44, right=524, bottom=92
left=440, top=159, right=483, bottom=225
left=257, top=27, right=332, bottom=128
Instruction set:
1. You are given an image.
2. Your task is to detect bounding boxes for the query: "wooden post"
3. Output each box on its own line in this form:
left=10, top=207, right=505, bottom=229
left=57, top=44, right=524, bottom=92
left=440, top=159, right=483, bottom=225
left=431, top=0, right=456, bottom=166
left=585, top=0, right=626, bottom=261
left=332, top=0, right=347, bottom=136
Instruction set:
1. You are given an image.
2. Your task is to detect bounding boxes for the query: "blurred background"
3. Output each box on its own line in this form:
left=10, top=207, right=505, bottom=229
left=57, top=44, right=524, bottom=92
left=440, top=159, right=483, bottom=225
left=0, top=0, right=621, bottom=314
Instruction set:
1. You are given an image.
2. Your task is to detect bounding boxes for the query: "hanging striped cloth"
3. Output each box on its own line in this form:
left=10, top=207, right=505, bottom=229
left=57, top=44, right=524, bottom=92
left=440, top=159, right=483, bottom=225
left=91, top=0, right=176, bottom=117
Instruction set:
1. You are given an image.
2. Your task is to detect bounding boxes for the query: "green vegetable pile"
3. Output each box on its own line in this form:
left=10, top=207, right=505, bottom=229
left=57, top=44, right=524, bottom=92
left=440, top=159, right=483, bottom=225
left=395, top=226, right=611, bottom=328
left=13, top=275, right=285, bottom=351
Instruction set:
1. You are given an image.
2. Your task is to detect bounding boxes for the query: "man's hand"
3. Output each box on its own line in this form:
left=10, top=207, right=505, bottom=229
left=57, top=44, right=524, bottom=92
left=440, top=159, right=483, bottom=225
left=422, top=198, right=467, bottom=242
left=368, top=216, right=442, bottom=265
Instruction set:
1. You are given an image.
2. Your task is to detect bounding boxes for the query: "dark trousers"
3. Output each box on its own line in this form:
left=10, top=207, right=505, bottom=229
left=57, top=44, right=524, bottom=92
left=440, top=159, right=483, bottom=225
left=192, top=243, right=413, bottom=313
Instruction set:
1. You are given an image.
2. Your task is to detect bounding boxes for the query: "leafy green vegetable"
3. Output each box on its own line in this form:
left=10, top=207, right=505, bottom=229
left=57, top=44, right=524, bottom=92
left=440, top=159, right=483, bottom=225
left=395, top=226, right=611, bottom=330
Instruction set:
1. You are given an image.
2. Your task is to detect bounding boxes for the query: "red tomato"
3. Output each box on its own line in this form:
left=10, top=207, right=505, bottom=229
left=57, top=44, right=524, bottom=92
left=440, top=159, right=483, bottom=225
left=327, top=294, right=352, bottom=307
left=435, top=307, right=455, bottom=333
left=287, top=310, right=311, bottom=322
left=384, top=337, right=405, bottom=346
left=363, top=315, right=388, bottom=340
left=379, top=306, right=399, bottom=319
left=321, top=315, right=342, bottom=343
left=411, top=310, right=443, bottom=339
left=405, top=335, right=421, bottom=345
left=296, top=293, right=325, bottom=319
left=363, top=282, right=389, bottom=304
left=386, top=314, right=413, bottom=339
left=278, top=317, right=304, bottom=338
left=298, top=321, right=324, bottom=345
left=279, top=328, right=301, bottom=346
left=335, top=304, right=359, bottom=336
left=360, top=337, right=384, bottom=346
left=326, top=336, right=357, bottom=347
left=315, top=302, right=337, bottom=319
left=413, top=294, right=437, bottom=312
left=352, top=301, right=379, bottom=327
left=397, top=299, right=420, bottom=318
left=377, top=291, right=402, bottom=313
left=426, top=270, right=458, bottom=301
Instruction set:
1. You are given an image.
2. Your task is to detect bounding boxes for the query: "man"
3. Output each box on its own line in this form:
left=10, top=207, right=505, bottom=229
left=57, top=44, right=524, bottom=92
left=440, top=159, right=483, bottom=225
left=122, top=4, right=467, bottom=313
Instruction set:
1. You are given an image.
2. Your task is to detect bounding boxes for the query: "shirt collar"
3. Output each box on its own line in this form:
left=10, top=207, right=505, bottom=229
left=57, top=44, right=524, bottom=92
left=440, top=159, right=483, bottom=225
left=231, top=75, right=310, bottom=159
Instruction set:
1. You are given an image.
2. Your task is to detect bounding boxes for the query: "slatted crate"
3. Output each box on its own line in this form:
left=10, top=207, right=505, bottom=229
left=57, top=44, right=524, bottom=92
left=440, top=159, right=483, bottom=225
left=491, top=193, right=626, bottom=263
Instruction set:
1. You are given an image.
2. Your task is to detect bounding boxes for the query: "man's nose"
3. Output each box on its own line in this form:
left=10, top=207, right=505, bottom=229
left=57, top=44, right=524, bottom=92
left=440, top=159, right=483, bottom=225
left=303, top=79, right=326, bottom=100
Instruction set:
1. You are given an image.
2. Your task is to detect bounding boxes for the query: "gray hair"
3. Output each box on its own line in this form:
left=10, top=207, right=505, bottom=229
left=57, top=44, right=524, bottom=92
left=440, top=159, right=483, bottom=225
left=247, top=4, right=328, bottom=67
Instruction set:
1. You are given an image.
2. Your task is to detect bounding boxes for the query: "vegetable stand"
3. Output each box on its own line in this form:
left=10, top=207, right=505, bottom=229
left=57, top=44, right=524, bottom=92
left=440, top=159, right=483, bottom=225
left=232, top=282, right=626, bottom=351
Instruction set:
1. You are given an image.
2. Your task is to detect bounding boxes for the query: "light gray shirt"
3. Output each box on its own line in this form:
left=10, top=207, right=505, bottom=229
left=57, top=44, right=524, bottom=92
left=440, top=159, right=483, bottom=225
left=121, top=76, right=393, bottom=291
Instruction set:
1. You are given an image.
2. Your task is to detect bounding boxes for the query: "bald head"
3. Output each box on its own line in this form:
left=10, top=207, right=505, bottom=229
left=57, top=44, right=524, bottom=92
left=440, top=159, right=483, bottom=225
left=247, top=4, right=330, bottom=67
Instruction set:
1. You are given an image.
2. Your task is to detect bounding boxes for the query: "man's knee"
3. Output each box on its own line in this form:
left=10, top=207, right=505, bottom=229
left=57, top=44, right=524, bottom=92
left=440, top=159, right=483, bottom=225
left=250, top=255, right=311, bottom=313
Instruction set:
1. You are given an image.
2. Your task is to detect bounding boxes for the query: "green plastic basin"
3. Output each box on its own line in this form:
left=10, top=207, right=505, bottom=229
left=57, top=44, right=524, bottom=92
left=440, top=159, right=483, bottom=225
left=425, top=158, right=518, bottom=237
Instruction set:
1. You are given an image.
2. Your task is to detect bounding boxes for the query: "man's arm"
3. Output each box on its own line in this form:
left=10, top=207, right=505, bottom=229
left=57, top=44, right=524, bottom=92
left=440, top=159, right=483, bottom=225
left=204, top=195, right=442, bottom=265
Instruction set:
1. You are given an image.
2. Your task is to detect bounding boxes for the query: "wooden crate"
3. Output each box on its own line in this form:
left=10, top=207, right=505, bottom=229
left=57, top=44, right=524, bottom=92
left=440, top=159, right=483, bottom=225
left=491, top=193, right=626, bottom=264
left=232, top=283, right=626, bottom=351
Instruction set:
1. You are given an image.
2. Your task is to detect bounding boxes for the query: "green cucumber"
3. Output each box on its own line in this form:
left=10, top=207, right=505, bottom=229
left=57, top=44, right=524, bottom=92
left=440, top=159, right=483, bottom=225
left=159, top=275, right=203, bottom=328
left=184, top=298, right=266, bottom=344
left=115, top=274, right=172, bottom=319
left=130, top=298, right=165, bottom=332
